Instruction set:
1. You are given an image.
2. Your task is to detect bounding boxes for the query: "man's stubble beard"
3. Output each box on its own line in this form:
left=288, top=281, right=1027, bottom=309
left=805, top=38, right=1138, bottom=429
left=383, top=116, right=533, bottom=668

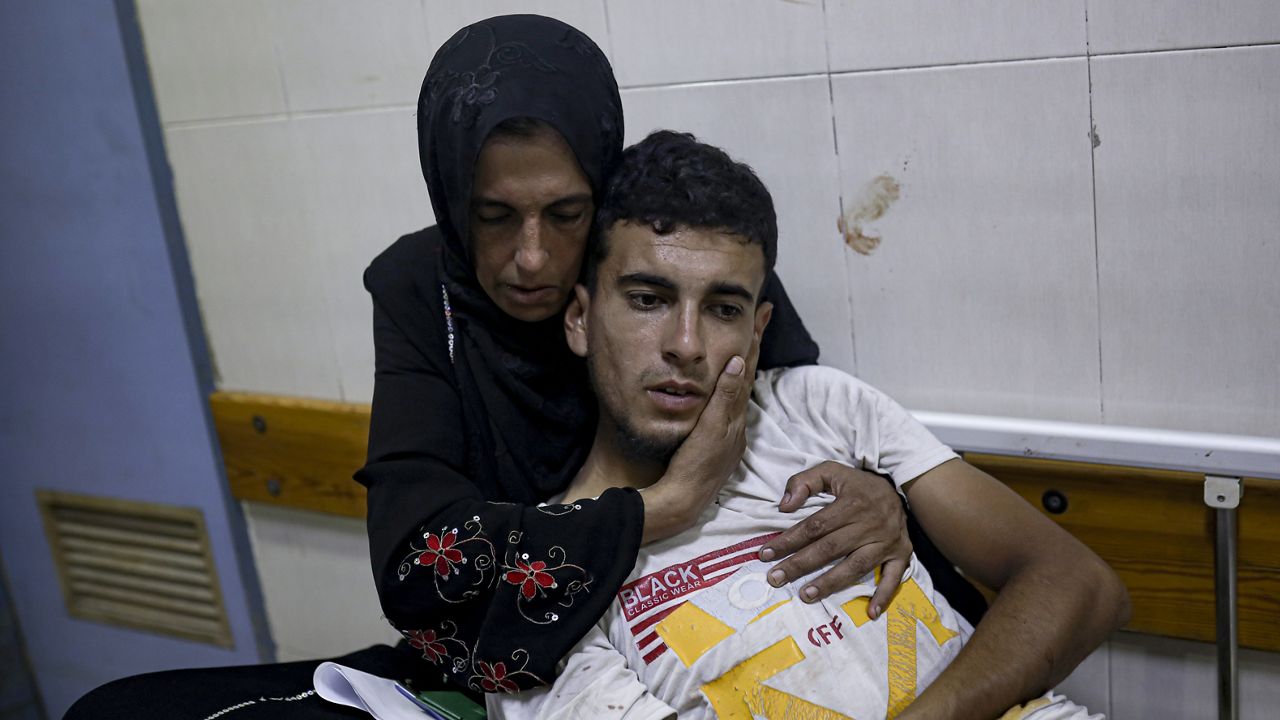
left=612, top=410, right=684, bottom=464
left=587, top=345, right=687, bottom=465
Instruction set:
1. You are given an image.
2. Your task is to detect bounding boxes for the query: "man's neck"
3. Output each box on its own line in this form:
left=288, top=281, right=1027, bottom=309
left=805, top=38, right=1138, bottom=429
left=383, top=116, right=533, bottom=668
left=562, top=417, right=666, bottom=502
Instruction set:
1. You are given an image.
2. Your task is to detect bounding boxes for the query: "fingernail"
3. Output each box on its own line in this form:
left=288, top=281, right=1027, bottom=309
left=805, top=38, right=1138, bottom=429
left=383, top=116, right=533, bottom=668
left=870, top=604, right=881, bottom=619
left=780, top=492, right=792, bottom=506
left=802, top=586, right=819, bottom=602
left=768, top=569, right=785, bottom=587
left=759, top=547, right=776, bottom=561
left=726, top=356, right=744, bottom=375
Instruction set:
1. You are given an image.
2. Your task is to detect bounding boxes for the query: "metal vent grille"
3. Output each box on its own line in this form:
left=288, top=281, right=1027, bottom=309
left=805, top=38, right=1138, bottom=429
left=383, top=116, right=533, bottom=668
left=37, top=490, right=233, bottom=647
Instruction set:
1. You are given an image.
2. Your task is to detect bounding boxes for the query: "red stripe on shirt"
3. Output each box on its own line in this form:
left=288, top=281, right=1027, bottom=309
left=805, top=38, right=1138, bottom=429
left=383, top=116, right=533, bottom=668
left=618, top=533, right=780, bottom=622
left=642, top=642, right=668, bottom=665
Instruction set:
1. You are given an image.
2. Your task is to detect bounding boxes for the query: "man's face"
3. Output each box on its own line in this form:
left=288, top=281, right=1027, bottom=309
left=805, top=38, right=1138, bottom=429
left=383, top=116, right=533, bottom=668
left=470, top=127, right=593, bottom=322
left=565, top=221, right=772, bottom=462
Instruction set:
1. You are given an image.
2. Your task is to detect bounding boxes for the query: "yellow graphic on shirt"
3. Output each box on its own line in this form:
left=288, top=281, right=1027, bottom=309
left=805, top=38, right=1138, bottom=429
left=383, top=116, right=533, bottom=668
left=656, top=576, right=960, bottom=719
left=702, top=637, right=848, bottom=720
left=658, top=601, right=736, bottom=667
left=657, top=601, right=851, bottom=720
left=844, top=578, right=960, bottom=718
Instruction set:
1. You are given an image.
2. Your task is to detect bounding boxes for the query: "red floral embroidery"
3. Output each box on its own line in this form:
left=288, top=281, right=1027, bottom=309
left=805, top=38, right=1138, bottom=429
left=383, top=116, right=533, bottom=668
left=417, top=529, right=464, bottom=577
left=405, top=629, right=448, bottom=664
left=504, top=559, right=556, bottom=600
left=477, top=661, right=519, bottom=693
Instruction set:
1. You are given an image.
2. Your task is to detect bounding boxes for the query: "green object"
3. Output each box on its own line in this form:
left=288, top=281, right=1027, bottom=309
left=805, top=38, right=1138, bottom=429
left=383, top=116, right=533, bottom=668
left=413, top=690, right=487, bottom=720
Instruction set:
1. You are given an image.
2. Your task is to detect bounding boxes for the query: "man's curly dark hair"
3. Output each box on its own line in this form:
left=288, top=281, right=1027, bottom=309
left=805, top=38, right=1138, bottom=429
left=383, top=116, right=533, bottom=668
left=587, top=130, right=777, bottom=289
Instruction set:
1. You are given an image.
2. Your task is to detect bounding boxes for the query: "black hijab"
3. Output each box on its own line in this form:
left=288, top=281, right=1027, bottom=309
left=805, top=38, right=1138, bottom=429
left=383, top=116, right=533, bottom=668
left=416, top=15, right=621, bottom=503
left=414, top=14, right=819, bottom=504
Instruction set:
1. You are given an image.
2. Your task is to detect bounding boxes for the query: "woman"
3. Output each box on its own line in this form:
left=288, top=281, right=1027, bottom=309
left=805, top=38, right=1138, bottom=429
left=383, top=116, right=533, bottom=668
left=355, top=14, right=974, bottom=696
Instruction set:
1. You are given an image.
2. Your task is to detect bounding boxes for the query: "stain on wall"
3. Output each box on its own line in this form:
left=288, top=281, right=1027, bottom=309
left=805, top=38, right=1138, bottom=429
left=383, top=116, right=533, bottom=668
left=839, top=174, right=901, bottom=255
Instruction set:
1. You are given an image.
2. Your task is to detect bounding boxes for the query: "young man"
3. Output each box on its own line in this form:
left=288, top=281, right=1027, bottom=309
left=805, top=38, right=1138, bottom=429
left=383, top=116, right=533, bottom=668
left=487, top=132, right=1129, bottom=719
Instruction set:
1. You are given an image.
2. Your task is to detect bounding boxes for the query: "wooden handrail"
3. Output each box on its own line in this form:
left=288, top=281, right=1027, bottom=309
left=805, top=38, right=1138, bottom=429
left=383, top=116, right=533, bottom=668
left=210, top=392, right=369, bottom=518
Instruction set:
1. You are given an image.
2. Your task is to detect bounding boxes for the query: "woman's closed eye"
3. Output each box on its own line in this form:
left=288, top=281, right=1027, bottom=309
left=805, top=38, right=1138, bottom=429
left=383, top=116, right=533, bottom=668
left=474, top=209, right=513, bottom=225
left=550, top=211, right=585, bottom=223
left=547, top=201, right=588, bottom=224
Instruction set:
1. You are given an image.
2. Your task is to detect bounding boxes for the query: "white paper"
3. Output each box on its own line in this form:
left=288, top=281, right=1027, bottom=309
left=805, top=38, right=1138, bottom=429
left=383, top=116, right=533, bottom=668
left=313, top=661, right=434, bottom=720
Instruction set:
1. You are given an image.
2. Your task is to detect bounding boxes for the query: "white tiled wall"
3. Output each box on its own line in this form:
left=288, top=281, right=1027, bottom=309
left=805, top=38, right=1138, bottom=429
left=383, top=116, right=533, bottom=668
left=136, top=0, right=1280, bottom=707
left=825, top=0, right=1088, bottom=71
left=606, top=0, right=827, bottom=86
left=1107, top=634, right=1280, bottom=719
left=832, top=59, right=1102, bottom=422
left=266, top=0, right=433, bottom=114
left=1055, top=635, right=1280, bottom=720
left=242, top=504, right=401, bottom=661
left=137, top=0, right=286, bottom=123
left=286, top=110, right=432, bottom=402
left=164, top=118, right=344, bottom=399
left=1086, top=0, right=1280, bottom=54
left=1091, top=45, right=1280, bottom=437
left=137, top=0, right=1280, bottom=435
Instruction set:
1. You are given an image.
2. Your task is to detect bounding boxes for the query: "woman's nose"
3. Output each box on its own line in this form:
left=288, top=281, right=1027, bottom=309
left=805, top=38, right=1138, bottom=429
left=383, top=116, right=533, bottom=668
left=513, top=220, right=549, bottom=275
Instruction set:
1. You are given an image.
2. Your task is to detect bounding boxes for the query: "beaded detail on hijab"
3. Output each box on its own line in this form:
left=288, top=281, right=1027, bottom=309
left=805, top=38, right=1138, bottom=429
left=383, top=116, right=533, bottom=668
left=441, top=284, right=456, bottom=364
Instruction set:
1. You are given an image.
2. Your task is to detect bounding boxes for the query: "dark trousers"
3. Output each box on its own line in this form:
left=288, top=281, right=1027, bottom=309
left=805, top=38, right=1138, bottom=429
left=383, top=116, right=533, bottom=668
left=63, top=643, right=467, bottom=720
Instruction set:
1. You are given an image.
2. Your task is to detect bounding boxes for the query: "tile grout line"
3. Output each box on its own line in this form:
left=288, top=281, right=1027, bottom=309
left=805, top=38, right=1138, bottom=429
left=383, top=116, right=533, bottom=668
left=1084, top=3, right=1106, bottom=426
left=830, top=53, right=1092, bottom=77
left=618, top=55, right=1101, bottom=94
left=163, top=103, right=418, bottom=132
left=821, top=0, right=859, bottom=376
left=1089, top=39, right=1280, bottom=60
left=600, top=0, right=616, bottom=68
left=618, top=38, right=1280, bottom=93
left=1085, top=0, right=1110, bottom=699
left=164, top=113, right=291, bottom=131
left=270, top=34, right=294, bottom=122
left=167, top=43, right=1280, bottom=130
left=818, top=40, right=1280, bottom=79
left=620, top=70, right=830, bottom=92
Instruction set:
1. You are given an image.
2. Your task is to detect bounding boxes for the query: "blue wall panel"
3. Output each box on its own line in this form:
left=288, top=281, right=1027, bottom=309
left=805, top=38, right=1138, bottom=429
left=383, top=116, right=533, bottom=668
left=0, top=1, right=268, bottom=715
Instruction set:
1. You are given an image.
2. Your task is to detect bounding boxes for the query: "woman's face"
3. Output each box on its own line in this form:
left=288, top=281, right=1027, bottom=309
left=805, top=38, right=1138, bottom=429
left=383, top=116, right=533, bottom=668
left=469, top=127, right=593, bottom=322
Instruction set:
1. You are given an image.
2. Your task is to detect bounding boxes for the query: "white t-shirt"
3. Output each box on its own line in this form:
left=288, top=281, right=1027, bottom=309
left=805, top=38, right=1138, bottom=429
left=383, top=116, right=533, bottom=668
left=489, top=366, right=1097, bottom=720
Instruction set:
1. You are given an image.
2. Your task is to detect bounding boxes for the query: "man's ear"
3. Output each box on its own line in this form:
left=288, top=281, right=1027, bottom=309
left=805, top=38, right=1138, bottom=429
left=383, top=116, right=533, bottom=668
left=564, top=284, right=591, bottom=358
left=753, top=301, right=773, bottom=344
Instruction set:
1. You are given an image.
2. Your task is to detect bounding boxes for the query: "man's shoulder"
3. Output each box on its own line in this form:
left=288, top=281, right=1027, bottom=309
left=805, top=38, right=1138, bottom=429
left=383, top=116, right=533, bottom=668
left=750, top=365, right=893, bottom=440
left=755, top=365, right=883, bottom=408
left=753, top=367, right=956, bottom=487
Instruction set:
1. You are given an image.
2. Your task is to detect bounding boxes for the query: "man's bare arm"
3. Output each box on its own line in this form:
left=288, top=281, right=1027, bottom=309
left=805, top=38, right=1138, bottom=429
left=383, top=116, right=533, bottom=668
left=899, top=458, right=1130, bottom=720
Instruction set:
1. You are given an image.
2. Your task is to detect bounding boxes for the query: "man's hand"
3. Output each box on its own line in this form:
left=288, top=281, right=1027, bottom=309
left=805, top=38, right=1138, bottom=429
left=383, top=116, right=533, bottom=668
left=757, top=462, right=911, bottom=617
left=640, top=332, right=761, bottom=544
